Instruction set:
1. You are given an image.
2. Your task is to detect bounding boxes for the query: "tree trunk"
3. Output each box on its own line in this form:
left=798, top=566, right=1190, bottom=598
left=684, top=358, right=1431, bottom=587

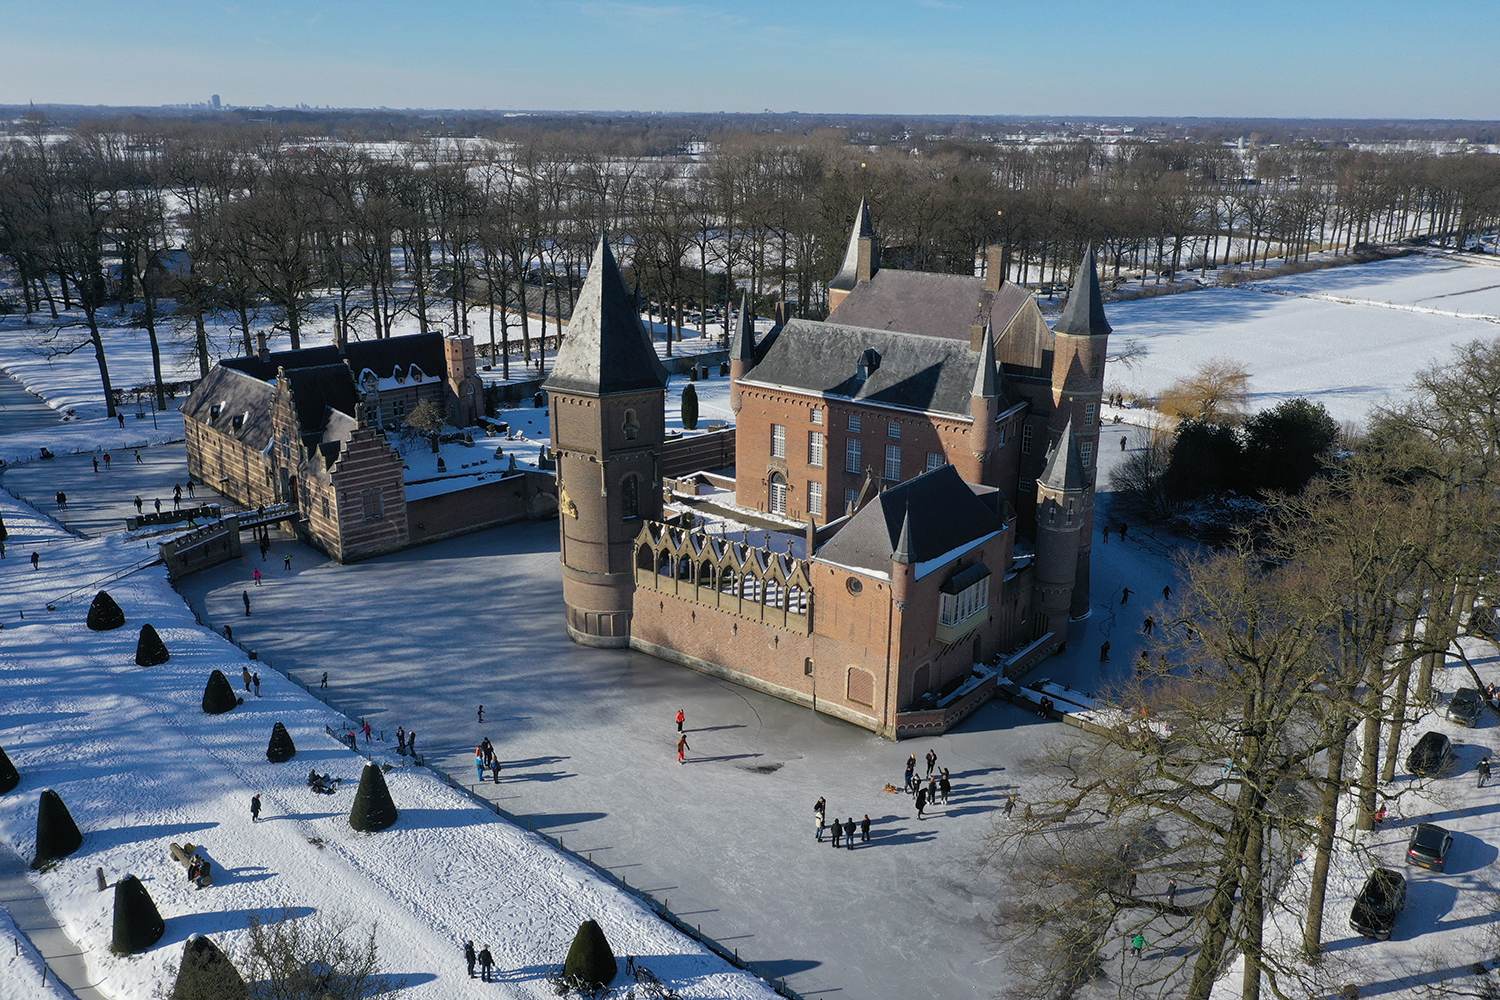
left=141, top=280, right=166, bottom=412
left=1241, top=803, right=1264, bottom=1000
left=194, top=308, right=210, bottom=378
left=1303, top=719, right=1351, bottom=959
left=1355, top=682, right=1383, bottom=830
left=84, top=306, right=116, bottom=418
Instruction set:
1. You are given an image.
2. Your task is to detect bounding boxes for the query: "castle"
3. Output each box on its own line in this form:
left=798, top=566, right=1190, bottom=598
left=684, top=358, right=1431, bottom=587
left=547, top=205, right=1111, bottom=739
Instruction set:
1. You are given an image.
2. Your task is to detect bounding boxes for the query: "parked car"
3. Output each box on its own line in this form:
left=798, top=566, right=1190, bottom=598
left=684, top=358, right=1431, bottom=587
left=1447, top=688, right=1486, bottom=727
left=1406, top=731, right=1455, bottom=776
left=1350, top=867, right=1406, bottom=939
left=1406, top=823, right=1455, bottom=871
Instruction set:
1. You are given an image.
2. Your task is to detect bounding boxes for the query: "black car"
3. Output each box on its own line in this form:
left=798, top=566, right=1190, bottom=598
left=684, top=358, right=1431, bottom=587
left=1406, top=823, right=1455, bottom=871
left=1350, top=867, right=1406, bottom=939
left=1406, top=731, right=1455, bottom=776
left=1447, top=688, right=1486, bottom=727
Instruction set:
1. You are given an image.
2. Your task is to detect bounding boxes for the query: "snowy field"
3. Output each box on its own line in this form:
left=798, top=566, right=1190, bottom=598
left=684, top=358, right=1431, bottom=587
left=0, top=489, right=782, bottom=1000
left=1103, top=251, right=1500, bottom=425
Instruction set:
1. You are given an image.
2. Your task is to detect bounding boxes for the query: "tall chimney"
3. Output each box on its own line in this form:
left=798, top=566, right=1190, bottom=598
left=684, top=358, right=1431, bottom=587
left=985, top=246, right=1009, bottom=292
left=256, top=332, right=270, bottom=363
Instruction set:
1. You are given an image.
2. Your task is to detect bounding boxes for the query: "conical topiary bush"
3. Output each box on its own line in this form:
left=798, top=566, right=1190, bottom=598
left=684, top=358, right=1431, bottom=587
left=202, top=670, right=238, bottom=714
left=111, top=873, right=165, bottom=955
left=171, top=934, right=247, bottom=999
left=266, top=722, right=296, bottom=763
left=348, top=763, right=398, bottom=832
left=0, top=744, right=18, bottom=795
left=31, top=788, right=83, bottom=869
left=86, top=590, right=126, bottom=631
left=135, top=623, right=170, bottom=666
left=563, top=919, right=617, bottom=990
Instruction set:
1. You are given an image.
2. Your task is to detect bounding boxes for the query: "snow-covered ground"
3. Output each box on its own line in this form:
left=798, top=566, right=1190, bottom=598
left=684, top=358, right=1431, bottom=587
left=1103, top=251, right=1500, bottom=425
left=0, top=487, right=782, bottom=1000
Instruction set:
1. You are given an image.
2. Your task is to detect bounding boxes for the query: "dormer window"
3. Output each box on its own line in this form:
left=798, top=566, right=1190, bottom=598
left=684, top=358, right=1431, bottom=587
left=232, top=413, right=245, bottom=432
left=409, top=365, right=425, bottom=383
left=856, top=349, right=881, bottom=382
left=393, top=366, right=407, bottom=384
left=209, top=403, right=223, bottom=421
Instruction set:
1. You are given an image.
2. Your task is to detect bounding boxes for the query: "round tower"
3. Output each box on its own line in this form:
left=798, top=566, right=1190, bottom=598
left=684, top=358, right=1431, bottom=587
left=544, top=237, right=668, bottom=648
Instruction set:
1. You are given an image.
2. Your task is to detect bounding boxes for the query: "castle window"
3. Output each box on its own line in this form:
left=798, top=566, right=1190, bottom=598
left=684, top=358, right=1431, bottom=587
left=844, top=488, right=858, bottom=513
left=769, top=472, right=788, bottom=516
left=845, top=438, right=862, bottom=474
left=365, top=404, right=381, bottom=428
left=1081, top=441, right=1094, bottom=467
left=805, top=658, right=814, bottom=676
left=887, top=421, right=901, bottom=440
left=939, top=564, right=990, bottom=630
left=998, top=425, right=1006, bottom=446
left=1048, top=503, right=1056, bottom=524
left=1084, top=402, right=1097, bottom=427
left=926, top=452, right=946, bottom=473
left=621, top=474, right=640, bottom=519
left=322, top=496, right=330, bottom=519
left=392, top=398, right=406, bottom=423
left=809, top=431, right=824, bottom=467
left=808, top=481, right=824, bottom=517
left=811, top=407, right=824, bottom=426
left=1066, top=499, right=1076, bottom=524
left=848, top=414, right=861, bottom=433
left=884, top=445, right=901, bottom=482
left=623, top=408, right=638, bottom=441
left=771, top=424, right=786, bottom=459
left=1021, top=424, right=1034, bottom=455
left=361, top=488, right=384, bottom=520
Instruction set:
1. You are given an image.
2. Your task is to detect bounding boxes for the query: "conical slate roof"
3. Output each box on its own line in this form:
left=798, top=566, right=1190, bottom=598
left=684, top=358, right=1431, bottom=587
left=828, top=198, right=876, bottom=293
left=1039, top=418, right=1089, bottom=493
left=1053, top=247, right=1112, bottom=339
left=892, top=506, right=914, bottom=565
left=544, top=237, right=667, bottom=396
left=971, top=324, right=999, bottom=398
left=729, top=292, right=756, bottom=363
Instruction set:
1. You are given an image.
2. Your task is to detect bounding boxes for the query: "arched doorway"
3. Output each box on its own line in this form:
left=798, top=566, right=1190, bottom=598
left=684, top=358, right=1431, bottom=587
left=769, top=472, right=788, bottom=516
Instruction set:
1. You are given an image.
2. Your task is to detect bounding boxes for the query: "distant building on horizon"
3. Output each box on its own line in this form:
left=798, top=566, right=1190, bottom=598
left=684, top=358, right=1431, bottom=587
left=211, top=94, right=220, bottom=110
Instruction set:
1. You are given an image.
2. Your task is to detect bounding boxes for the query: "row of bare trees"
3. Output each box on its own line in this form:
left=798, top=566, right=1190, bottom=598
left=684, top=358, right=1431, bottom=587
left=3, top=114, right=1499, bottom=416
left=994, top=338, right=1500, bottom=1000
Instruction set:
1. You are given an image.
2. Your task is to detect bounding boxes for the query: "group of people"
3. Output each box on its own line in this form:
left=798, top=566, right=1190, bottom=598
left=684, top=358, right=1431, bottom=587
left=395, top=726, right=418, bottom=756
left=814, top=796, right=870, bottom=848
left=475, top=737, right=502, bottom=783
left=464, top=941, right=496, bottom=982
left=240, top=665, right=261, bottom=698
left=904, top=751, right=952, bottom=819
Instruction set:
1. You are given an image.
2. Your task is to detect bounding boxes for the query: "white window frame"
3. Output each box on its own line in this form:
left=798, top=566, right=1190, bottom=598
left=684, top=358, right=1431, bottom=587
left=939, top=575, right=990, bottom=628
left=1080, top=441, right=1094, bottom=467
left=769, top=477, right=788, bottom=516
left=844, top=488, right=859, bottom=513
left=771, top=423, right=786, bottom=459
left=811, top=407, right=824, bottom=425
left=884, top=444, right=901, bottom=482
left=848, top=414, right=862, bottom=433
left=926, top=452, right=945, bottom=473
left=1022, top=424, right=1034, bottom=455
left=845, top=438, right=862, bottom=474
left=361, top=488, right=384, bottom=521
left=808, top=481, right=824, bottom=516
left=809, top=431, right=825, bottom=467
left=1084, top=402, right=1096, bottom=427
left=888, top=421, right=901, bottom=440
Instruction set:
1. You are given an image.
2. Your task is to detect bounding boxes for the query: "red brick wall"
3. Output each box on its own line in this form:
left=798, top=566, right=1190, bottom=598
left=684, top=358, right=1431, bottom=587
left=183, top=419, right=278, bottom=509
left=406, top=471, right=550, bottom=547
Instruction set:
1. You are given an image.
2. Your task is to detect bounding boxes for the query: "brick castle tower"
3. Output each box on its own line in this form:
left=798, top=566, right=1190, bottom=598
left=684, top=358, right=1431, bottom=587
left=544, top=236, right=669, bottom=647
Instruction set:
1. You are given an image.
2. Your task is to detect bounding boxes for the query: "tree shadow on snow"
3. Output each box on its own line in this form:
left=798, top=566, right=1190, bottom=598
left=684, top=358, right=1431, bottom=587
left=162, top=906, right=314, bottom=946
left=92, top=820, right=218, bottom=851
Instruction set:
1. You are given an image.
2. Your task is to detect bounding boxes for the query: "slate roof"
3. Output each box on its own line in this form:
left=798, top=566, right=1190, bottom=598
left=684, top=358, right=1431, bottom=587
left=814, top=465, right=1007, bottom=575
left=1039, top=418, right=1088, bottom=492
left=828, top=198, right=875, bottom=293
left=544, top=237, right=668, bottom=396
left=1053, top=247, right=1112, bottom=339
left=179, top=366, right=276, bottom=449
left=283, top=365, right=361, bottom=448
left=729, top=292, right=756, bottom=363
left=221, top=333, right=447, bottom=384
left=748, top=319, right=996, bottom=418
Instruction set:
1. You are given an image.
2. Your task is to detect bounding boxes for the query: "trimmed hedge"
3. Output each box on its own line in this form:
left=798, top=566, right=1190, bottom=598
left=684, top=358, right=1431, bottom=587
left=87, top=590, right=126, bottom=631
left=563, top=919, right=617, bottom=990
left=0, top=744, right=18, bottom=795
left=266, top=722, right=296, bottom=763
left=348, top=763, right=398, bottom=832
left=112, top=874, right=165, bottom=955
left=202, top=670, right=238, bottom=714
left=32, top=789, right=82, bottom=869
left=171, top=934, right=247, bottom=999
left=136, top=623, right=170, bottom=666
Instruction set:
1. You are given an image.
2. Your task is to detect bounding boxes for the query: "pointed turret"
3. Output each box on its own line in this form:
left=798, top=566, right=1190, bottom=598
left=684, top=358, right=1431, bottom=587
left=968, top=324, right=1001, bottom=483
left=891, top=502, right=915, bottom=613
left=971, top=323, right=999, bottom=400
left=827, top=199, right=878, bottom=312
left=1053, top=247, right=1111, bottom=339
left=892, top=506, right=914, bottom=564
left=729, top=292, right=755, bottom=413
left=544, top=237, right=668, bottom=397
left=1038, top=418, right=1088, bottom=494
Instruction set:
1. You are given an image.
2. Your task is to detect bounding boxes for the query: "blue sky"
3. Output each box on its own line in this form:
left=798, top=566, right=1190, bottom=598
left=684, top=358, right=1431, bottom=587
left=2, top=1, right=1496, bottom=119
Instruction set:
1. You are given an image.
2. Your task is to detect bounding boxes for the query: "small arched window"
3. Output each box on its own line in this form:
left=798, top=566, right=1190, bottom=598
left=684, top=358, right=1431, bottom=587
left=623, top=408, right=639, bottom=441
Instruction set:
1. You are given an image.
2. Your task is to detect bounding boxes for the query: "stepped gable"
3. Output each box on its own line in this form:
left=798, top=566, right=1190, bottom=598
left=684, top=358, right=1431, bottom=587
left=1039, top=417, right=1088, bottom=492
left=178, top=366, right=275, bottom=447
left=1053, top=246, right=1112, bottom=339
left=814, top=465, right=1006, bottom=576
left=747, top=319, right=982, bottom=418
left=544, top=237, right=667, bottom=397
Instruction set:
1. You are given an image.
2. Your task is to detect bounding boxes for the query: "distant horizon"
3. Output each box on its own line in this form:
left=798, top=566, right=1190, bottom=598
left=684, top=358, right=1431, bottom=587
left=2, top=1, right=1496, bottom=121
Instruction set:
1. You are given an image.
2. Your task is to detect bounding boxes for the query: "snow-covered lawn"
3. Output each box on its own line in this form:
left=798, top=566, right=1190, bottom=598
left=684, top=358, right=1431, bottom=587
left=1104, top=252, right=1500, bottom=426
left=0, top=488, right=780, bottom=1000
